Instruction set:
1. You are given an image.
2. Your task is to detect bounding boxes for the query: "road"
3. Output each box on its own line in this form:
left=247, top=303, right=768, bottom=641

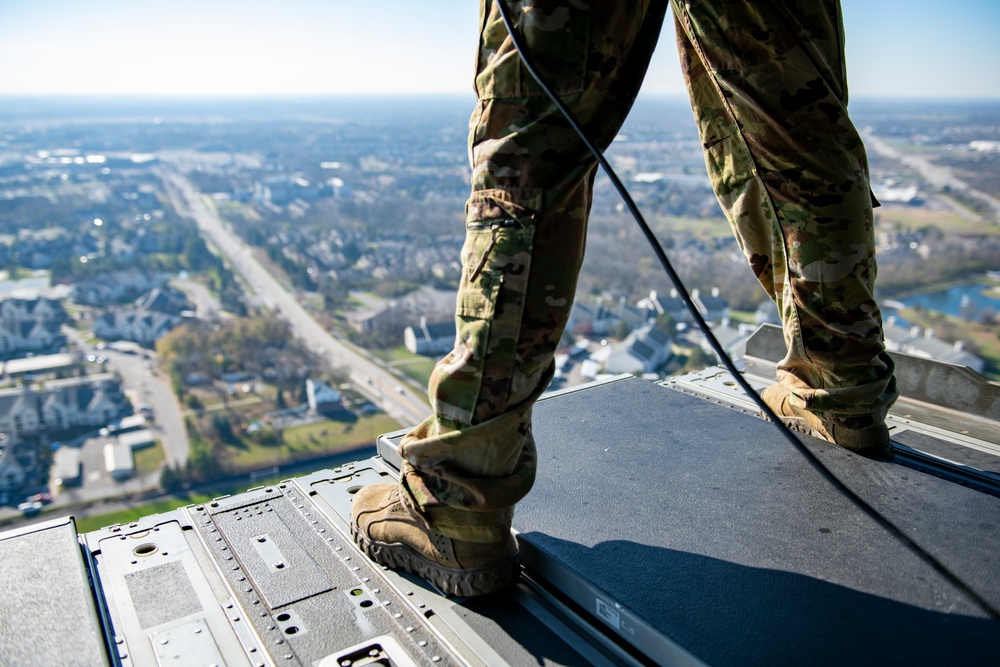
left=61, top=326, right=190, bottom=467
left=863, top=131, right=1000, bottom=221
left=160, top=169, right=429, bottom=428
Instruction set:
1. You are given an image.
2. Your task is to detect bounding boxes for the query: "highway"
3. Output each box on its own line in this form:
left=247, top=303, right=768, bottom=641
left=160, top=169, right=430, bottom=429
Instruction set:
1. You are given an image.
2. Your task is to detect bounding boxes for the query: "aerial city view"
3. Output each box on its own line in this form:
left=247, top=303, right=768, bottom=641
left=1, top=93, right=997, bottom=528
left=1, top=1, right=999, bottom=665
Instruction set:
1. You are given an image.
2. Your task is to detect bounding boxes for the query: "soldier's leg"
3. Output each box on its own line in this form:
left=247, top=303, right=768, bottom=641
left=671, top=0, right=897, bottom=444
left=353, top=0, right=670, bottom=594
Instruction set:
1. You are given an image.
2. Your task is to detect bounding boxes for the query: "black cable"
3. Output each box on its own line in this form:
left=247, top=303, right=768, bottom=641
left=494, top=0, right=1000, bottom=623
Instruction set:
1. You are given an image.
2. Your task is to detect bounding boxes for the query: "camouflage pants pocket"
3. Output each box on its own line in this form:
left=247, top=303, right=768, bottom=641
left=428, top=187, right=541, bottom=426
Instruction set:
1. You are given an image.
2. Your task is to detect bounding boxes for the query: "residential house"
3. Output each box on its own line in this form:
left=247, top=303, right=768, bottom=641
left=93, top=310, right=181, bottom=346
left=0, top=446, right=27, bottom=495
left=691, top=288, right=731, bottom=325
left=603, top=324, right=673, bottom=375
left=73, top=270, right=167, bottom=306
left=345, top=303, right=408, bottom=336
left=306, top=379, right=346, bottom=416
left=0, top=386, right=42, bottom=444
left=404, top=317, right=456, bottom=356
left=568, top=296, right=646, bottom=337
left=700, top=318, right=755, bottom=360
left=0, top=375, right=124, bottom=444
left=638, top=289, right=689, bottom=324
left=883, top=318, right=985, bottom=375
left=0, top=297, right=67, bottom=356
left=135, top=286, right=191, bottom=315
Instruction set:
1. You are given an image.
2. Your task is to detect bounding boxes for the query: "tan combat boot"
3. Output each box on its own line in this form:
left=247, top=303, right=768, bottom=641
left=761, top=384, right=894, bottom=459
left=351, top=482, right=520, bottom=597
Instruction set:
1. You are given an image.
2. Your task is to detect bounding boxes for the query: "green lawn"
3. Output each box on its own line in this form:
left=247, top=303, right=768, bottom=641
left=373, top=347, right=437, bottom=388
left=134, top=442, right=166, bottom=476
left=875, top=207, right=999, bottom=236
left=224, top=414, right=401, bottom=469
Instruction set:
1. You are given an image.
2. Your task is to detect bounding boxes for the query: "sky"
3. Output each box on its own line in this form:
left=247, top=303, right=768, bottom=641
left=0, top=0, right=998, bottom=99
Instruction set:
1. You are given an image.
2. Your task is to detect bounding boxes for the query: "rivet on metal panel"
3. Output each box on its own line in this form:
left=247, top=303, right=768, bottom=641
left=279, top=483, right=287, bottom=488
left=406, top=591, right=413, bottom=596
left=276, top=638, right=284, bottom=645
left=210, top=501, right=219, bottom=507
left=159, top=639, right=169, bottom=645
left=194, top=628, right=202, bottom=634
left=372, top=588, right=379, bottom=594
left=335, top=546, right=342, bottom=551
left=284, top=655, right=292, bottom=660
left=119, top=653, right=127, bottom=660
left=418, top=641, right=427, bottom=647
left=352, top=567, right=360, bottom=571
left=162, top=551, right=168, bottom=556
left=130, top=559, right=137, bottom=564
left=393, top=613, right=401, bottom=619
left=406, top=627, right=414, bottom=633
left=196, top=506, right=205, bottom=511
left=382, top=600, right=391, bottom=606
left=274, top=561, right=285, bottom=569
left=266, top=487, right=274, bottom=492
left=362, top=577, right=369, bottom=583
left=249, top=647, right=257, bottom=653
left=344, top=556, right=351, bottom=561
left=432, top=656, right=440, bottom=662
left=115, top=637, right=124, bottom=646
left=256, top=535, right=267, bottom=542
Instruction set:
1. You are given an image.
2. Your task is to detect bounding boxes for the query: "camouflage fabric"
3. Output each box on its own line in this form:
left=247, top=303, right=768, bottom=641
left=671, top=0, right=897, bottom=419
left=397, top=0, right=897, bottom=535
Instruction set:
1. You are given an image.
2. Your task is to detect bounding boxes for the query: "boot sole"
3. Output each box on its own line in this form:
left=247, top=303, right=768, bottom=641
left=351, top=525, right=521, bottom=597
left=762, top=411, right=894, bottom=460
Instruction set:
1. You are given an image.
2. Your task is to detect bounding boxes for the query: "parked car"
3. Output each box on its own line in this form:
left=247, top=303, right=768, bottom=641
left=18, top=501, right=42, bottom=517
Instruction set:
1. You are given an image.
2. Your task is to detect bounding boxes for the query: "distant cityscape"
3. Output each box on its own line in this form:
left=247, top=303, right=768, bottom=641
left=0, top=95, right=998, bottom=525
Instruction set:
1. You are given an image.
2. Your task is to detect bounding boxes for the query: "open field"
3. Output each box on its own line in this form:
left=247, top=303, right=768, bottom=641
left=875, top=206, right=999, bottom=236
left=373, top=347, right=437, bottom=389
left=223, top=413, right=400, bottom=469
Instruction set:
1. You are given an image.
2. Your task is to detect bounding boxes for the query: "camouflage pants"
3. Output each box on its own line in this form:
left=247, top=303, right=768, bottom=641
left=399, top=0, right=898, bottom=532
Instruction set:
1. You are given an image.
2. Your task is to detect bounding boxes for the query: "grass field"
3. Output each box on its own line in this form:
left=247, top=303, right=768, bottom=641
left=372, top=347, right=437, bottom=389
left=133, top=442, right=166, bottom=476
left=875, top=206, right=999, bottom=236
left=224, top=413, right=401, bottom=469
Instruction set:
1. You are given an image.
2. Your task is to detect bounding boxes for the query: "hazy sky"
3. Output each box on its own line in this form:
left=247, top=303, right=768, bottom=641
left=1, top=0, right=998, bottom=99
